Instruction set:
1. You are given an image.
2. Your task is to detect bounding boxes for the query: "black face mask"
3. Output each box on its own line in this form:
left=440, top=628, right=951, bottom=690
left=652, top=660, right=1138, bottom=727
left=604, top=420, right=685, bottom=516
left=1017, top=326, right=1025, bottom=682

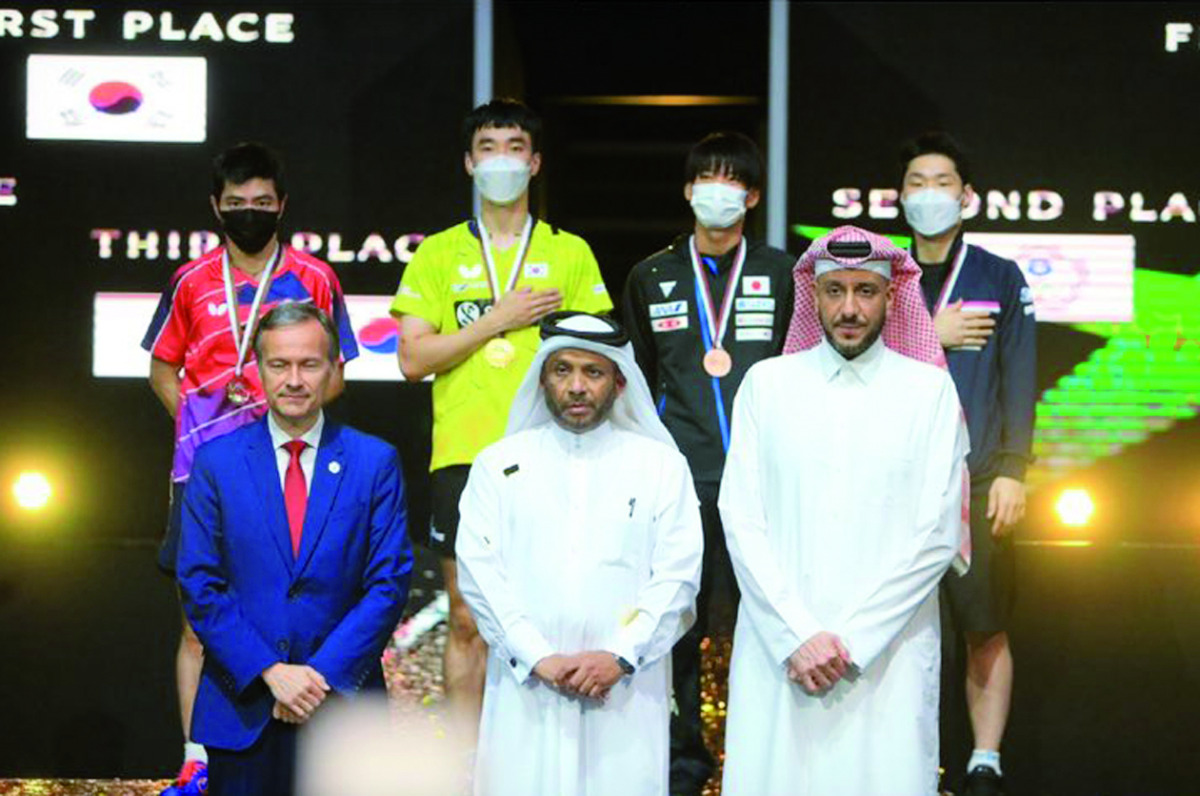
left=220, top=208, right=280, bottom=254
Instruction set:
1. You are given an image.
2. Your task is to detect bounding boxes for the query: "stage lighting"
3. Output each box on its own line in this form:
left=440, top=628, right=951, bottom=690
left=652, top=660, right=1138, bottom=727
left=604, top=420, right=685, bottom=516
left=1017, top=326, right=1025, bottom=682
left=1055, top=487, right=1095, bottom=527
left=13, top=471, right=52, bottom=511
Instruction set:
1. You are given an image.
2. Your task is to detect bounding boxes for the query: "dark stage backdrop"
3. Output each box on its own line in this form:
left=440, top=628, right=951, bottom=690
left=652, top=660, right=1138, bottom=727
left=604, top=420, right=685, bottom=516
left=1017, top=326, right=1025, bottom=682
left=783, top=4, right=1200, bottom=542
left=0, top=3, right=475, bottom=545
left=502, top=6, right=1200, bottom=793
left=0, top=0, right=471, bottom=778
left=490, top=2, right=1200, bottom=551
left=2, top=2, right=1200, bottom=790
left=773, top=6, right=1200, bottom=793
left=5, top=3, right=1200, bottom=558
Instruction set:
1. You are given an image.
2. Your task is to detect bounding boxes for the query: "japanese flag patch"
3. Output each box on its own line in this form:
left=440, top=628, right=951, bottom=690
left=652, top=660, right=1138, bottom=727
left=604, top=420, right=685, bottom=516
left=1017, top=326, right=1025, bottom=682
left=742, top=275, right=771, bottom=296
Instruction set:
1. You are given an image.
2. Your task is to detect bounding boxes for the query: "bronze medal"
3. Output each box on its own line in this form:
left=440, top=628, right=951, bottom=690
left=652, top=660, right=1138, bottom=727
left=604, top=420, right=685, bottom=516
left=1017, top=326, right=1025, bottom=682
left=225, top=376, right=252, bottom=405
left=222, top=245, right=281, bottom=408
left=689, top=236, right=747, bottom=381
left=703, top=348, right=733, bottom=378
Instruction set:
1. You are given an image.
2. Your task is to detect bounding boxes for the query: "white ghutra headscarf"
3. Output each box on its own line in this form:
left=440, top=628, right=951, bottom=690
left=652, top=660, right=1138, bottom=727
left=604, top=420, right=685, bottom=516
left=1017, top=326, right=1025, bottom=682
left=505, top=311, right=677, bottom=449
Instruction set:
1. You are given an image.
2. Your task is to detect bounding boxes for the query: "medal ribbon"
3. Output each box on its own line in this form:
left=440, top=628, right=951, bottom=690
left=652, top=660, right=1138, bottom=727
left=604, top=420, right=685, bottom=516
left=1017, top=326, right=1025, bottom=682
left=477, top=215, right=534, bottom=305
left=689, top=236, right=744, bottom=454
left=693, top=275, right=733, bottom=453
left=222, top=243, right=281, bottom=378
left=933, top=242, right=971, bottom=314
left=688, top=235, right=746, bottom=353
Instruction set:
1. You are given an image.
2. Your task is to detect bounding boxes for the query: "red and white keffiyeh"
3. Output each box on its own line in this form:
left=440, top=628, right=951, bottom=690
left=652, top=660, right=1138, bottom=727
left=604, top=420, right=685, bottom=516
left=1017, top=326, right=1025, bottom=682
left=784, top=225, right=971, bottom=573
left=783, top=225, right=945, bottom=367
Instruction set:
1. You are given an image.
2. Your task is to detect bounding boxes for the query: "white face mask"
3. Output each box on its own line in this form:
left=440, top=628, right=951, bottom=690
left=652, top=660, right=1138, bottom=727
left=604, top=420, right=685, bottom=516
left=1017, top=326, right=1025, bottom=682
left=690, top=181, right=748, bottom=229
left=472, top=155, right=531, bottom=205
left=901, top=188, right=964, bottom=237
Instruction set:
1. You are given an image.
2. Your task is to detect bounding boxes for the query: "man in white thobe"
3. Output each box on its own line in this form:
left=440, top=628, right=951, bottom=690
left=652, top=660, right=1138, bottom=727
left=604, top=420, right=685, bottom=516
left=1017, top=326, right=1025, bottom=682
left=457, top=311, right=703, bottom=796
left=720, top=226, right=971, bottom=796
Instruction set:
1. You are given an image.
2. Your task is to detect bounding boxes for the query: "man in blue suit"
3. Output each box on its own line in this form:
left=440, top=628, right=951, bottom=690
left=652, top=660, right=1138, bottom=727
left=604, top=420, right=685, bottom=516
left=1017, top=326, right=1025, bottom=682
left=178, top=302, right=412, bottom=796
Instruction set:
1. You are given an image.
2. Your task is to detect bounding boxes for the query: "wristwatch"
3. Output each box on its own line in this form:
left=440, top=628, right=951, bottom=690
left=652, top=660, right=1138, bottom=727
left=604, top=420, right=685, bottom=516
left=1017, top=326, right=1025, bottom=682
left=612, top=653, right=636, bottom=676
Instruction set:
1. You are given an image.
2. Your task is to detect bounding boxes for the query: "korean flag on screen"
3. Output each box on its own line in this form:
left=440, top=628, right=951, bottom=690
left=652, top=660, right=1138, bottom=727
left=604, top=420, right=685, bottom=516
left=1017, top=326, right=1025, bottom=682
left=27, top=54, right=207, bottom=143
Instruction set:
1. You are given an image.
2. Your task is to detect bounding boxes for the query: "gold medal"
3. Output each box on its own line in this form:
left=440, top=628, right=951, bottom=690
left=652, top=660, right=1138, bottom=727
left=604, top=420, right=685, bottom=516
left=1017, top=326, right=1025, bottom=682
left=703, top=348, right=733, bottom=378
left=484, top=337, right=517, bottom=368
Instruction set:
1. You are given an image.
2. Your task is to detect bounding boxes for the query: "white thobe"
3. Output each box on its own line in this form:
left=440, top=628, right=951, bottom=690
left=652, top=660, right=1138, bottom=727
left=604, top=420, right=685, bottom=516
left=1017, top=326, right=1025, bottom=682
left=457, top=420, right=703, bottom=796
left=719, top=339, right=968, bottom=796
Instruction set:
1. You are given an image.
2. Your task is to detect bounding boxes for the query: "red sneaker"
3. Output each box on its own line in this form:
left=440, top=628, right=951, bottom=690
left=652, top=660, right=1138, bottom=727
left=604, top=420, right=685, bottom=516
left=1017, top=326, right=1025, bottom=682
left=160, top=760, right=208, bottom=795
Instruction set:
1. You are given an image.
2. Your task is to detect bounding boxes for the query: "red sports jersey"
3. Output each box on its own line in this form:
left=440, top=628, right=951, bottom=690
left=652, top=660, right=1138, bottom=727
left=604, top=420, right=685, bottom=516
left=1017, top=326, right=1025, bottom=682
left=142, top=245, right=358, bottom=481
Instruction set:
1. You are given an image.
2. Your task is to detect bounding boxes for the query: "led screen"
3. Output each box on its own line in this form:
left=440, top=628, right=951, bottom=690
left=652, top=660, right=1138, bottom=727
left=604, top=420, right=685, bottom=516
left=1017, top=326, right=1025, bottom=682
left=93, top=292, right=405, bottom=381
left=27, top=54, right=206, bottom=142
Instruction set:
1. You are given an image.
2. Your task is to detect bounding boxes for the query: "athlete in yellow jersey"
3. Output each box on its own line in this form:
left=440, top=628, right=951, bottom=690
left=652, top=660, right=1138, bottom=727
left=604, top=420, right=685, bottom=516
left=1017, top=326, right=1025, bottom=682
left=390, top=99, right=612, bottom=738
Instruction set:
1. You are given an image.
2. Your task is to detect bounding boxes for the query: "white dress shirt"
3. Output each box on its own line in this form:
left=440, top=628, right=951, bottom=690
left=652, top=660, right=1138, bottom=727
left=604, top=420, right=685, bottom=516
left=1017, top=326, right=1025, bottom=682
left=267, top=410, right=324, bottom=493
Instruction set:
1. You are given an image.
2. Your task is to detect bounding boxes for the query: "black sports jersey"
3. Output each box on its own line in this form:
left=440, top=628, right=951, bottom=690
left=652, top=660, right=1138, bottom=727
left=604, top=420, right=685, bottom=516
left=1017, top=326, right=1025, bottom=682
left=623, top=235, right=795, bottom=483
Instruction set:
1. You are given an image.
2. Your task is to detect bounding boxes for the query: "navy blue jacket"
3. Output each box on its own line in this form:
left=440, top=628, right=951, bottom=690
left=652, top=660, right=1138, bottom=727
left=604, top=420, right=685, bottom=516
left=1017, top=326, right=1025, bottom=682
left=920, top=243, right=1037, bottom=484
left=178, top=418, right=412, bottom=751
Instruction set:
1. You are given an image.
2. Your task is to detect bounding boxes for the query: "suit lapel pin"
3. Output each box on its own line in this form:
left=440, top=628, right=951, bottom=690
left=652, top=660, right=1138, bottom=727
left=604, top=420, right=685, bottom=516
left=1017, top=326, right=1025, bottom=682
left=328, top=461, right=341, bottom=474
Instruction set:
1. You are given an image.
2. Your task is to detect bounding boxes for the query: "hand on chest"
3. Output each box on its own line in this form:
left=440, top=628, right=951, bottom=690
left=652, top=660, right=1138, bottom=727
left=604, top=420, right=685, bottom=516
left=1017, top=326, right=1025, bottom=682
left=450, top=252, right=556, bottom=331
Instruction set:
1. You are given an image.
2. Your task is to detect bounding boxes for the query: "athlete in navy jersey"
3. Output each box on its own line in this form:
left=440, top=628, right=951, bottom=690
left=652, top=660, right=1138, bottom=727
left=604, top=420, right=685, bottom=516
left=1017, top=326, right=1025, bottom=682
left=899, top=132, right=1036, bottom=796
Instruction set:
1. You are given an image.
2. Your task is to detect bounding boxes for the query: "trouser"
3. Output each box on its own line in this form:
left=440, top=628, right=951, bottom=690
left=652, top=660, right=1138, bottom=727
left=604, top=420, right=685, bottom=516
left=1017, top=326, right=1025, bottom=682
left=207, top=721, right=298, bottom=796
left=670, top=480, right=740, bottom=792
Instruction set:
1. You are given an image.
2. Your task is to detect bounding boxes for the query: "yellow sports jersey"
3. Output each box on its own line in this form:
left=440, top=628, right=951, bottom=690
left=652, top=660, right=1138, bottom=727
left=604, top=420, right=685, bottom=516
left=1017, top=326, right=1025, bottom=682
left=391, top=219, right=612, bottom=470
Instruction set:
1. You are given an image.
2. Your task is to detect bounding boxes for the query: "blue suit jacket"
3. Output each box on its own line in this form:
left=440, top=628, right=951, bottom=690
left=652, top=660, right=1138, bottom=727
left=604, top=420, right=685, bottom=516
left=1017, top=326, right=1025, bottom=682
left=177, top=417, right=412, bottom=751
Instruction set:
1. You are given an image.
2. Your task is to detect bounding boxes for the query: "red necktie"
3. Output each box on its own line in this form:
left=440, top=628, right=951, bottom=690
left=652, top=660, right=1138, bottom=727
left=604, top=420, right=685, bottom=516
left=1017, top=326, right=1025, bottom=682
left=283, top=440, right=308, bottom=557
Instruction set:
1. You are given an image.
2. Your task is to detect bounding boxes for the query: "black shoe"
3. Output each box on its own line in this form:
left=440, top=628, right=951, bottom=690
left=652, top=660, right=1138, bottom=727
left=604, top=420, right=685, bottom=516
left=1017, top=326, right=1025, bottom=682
left=669, top=751, right=714, bottom=796
left=668, top=771, right=710, bottom=796
left=962, top=765, right=1004, bottom=796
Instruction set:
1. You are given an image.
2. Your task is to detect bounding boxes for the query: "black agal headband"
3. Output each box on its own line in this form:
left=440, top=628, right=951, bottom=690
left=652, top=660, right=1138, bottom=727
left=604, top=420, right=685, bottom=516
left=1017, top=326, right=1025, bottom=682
left=538, top=311, right=629, bottom=347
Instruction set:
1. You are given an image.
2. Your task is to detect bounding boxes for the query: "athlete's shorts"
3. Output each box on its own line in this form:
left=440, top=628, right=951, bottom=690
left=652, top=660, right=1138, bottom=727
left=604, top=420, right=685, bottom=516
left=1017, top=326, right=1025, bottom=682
left=941, top=479, right=1017, bottom=635
left=157, top=480, right=186, bottom=575
left=428, top=464, right=471, bottom=558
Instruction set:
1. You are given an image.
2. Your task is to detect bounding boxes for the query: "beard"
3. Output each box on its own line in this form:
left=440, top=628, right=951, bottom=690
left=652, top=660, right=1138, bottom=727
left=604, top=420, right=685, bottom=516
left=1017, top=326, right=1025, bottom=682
left=821, top=308, right=886, bottom=360
left=544, top=382, right=619, bottom=434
